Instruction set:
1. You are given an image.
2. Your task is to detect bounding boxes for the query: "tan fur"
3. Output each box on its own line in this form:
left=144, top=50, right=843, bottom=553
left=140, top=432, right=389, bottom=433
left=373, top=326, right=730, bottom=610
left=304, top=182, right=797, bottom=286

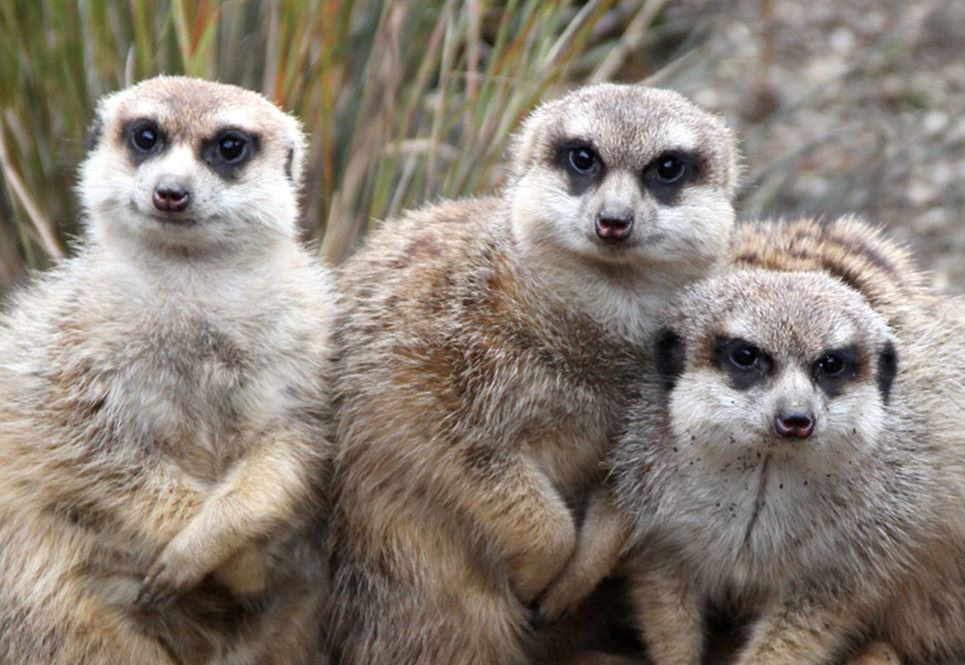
left=0, top=76, right=333, bottom=665
left=729, top=215, right=927, bottom=334
left=592, top=267, right=965, bottom=664
left=328, top=83, right=739, bottom=664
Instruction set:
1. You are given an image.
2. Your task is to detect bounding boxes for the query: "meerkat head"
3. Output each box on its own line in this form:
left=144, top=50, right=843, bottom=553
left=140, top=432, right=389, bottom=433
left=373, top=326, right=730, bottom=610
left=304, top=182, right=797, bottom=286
left=79, top=75, right=306, bottom=255
left=506, top=84, right=738, bottom=281
left=654, top=269, right=898, bottom=468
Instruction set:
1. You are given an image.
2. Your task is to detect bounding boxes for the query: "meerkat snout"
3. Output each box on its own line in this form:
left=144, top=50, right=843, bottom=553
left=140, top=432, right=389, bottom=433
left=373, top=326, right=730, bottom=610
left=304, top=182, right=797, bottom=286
left=589, top=168, right=639, bottom=243
left=772, top=367, right=818, bottom=439
left=152, top=180, right=190, bottom=212
left=774, top=409, right=815, bottom=439
left=595, top=208, right=634, bottom=242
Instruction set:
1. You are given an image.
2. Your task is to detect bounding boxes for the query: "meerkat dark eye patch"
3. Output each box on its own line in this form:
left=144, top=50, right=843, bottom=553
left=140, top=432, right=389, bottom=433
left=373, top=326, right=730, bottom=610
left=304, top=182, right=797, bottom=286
left=202, top=128, right=260, bottom=180
left=555, top=139, right=604, bottom=194
left=876, top=341, right=897, bottom=403
left=714, top=337, right=773, bottom=391
left=123, top=119, right=165, bottom=165
left=654, top=329, right=686, bottom=392
left=642, top=150, right=701, bottom=205
left=811, top=345, right=861, bottom=398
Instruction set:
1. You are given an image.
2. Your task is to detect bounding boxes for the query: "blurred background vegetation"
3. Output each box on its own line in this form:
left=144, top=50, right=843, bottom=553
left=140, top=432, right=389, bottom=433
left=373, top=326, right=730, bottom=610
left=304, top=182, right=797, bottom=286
left=1, top=0, right=962, bottom=293
left=0, top=0, right=663, bottom=287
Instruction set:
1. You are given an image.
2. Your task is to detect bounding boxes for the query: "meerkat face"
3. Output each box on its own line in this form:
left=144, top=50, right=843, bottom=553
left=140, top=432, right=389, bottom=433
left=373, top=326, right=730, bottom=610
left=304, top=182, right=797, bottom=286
left=507, top=84, right=738, bottom=277
left=655, top=270, right=898, bottom=471
left=79, top=76, right=306, bottom=254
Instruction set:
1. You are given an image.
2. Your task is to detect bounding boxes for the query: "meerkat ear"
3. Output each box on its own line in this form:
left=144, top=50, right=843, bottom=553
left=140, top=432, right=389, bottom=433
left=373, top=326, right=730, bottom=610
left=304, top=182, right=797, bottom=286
left=877, top=339, right=898, bottom=404
left=654, top=328, right=686, bottom=392
left=280, top=114, right=307, bottom=185
left=85, top=111, right=104, bottom=152
left=285, top=148, right=295, bottom=181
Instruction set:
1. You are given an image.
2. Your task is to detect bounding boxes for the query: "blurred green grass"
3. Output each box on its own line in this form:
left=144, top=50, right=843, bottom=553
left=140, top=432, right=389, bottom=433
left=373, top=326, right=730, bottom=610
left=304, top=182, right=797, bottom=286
left=0, top=0, right=673, bottom=290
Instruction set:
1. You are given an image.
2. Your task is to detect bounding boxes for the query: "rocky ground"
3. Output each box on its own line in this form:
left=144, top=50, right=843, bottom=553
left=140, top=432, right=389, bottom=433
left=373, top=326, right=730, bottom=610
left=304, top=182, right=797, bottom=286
left=638, top=0, right=964, bottom=293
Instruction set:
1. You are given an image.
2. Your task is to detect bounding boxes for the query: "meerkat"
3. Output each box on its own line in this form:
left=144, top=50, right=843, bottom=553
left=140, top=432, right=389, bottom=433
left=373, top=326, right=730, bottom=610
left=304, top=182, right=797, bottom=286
left=538, top=215, right=952, bottom=663
left=544, top=267, right=965, bottom=664
left=537, top=215, right=935, bottom=615
left=0, top=76, right=333, bottom=665
left=328, top=83, right=739, bottom=665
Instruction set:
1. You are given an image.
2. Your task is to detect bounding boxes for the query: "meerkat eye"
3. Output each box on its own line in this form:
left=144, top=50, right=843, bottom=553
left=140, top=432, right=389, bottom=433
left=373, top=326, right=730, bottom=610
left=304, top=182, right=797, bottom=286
left=217, top=132, right=248, bottom=163
left=128, top=120, right=163, bottom=154
left=203, top=128, right=258, bottom=178
left=715, top=337, right=772, bottom=390
left=643, top=152, right=701, bottom=200
left=815, top=353, right=845, bottom=376
left=566, top=146, right=601, bottom=177
left=812, top=347, right=860, bottom=397
left=729, top=344, right=760, bottom=369
left=654, top=155, right=687, bottom=183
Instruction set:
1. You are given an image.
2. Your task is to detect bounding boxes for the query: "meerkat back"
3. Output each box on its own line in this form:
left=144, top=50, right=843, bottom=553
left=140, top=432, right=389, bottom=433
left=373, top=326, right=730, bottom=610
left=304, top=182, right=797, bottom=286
left=729, top=215, right=936, bottom=332
left=0, top=76, right=334, bottom=665
left=329, top=83, right=739, bottom=665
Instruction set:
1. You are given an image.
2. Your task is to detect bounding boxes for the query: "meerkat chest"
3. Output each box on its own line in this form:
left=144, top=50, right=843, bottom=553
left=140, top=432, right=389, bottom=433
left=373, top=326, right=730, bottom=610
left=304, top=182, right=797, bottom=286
left=91, top=305, right=302, bottom=473
left=513, top=341, right=639, bottom=495
left=652, top=457, right=836, bottom=598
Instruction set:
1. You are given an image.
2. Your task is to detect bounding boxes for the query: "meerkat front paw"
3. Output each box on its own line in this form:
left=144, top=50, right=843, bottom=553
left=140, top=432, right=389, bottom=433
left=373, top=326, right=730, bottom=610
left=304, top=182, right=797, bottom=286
left=534, top=559, right=593, bottom=627
left=535, top=574, right=579, bottom=626
left=535, top=490, right=628, bottom=626
left=136, top=537, right=211, bottom=609
left=507, top=512, right=576, bottom=604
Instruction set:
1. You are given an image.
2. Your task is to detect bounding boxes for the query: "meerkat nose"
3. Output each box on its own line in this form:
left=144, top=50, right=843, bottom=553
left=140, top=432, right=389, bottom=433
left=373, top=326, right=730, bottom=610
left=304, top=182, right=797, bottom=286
left=153, top=183, right=191, bottom=213
left=595, top=210, right=634, bottom=243
left=773, top=411, right=815, bottom=440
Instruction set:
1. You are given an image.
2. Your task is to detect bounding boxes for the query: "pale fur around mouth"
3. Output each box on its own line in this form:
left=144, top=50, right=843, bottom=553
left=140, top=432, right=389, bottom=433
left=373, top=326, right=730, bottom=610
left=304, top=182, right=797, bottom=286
left=585, top=229, right=666, bottom=249
left=151, top=215, right=200, bottom=226
left=127, top=200, right=200, bottom=225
